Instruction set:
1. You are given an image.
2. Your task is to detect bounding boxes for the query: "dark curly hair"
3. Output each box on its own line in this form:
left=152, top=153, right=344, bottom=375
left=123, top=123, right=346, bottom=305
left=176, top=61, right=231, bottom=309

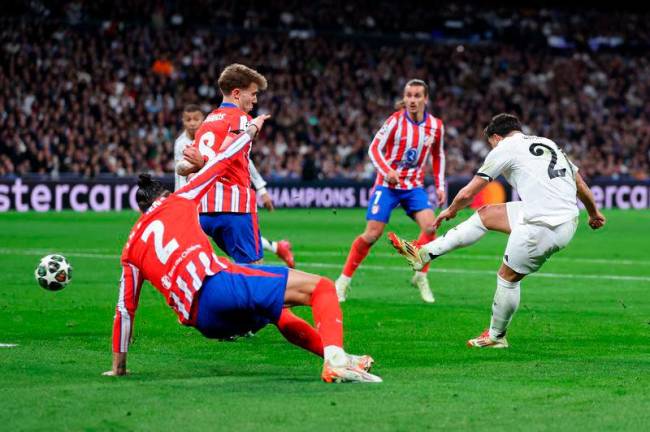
left=135, top=174, right=170, bottom=212
left=484, top=113, right=522, bottom=139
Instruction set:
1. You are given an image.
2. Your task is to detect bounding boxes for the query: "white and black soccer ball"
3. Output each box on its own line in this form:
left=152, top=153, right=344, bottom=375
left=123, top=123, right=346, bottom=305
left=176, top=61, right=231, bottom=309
left=34, top=254, right=72, bottom=291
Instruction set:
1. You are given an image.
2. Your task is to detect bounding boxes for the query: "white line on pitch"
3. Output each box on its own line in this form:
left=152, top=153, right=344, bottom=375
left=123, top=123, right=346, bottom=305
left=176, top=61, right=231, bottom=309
left=297, top=262, right=650, bottom=282
left=0, top=343, right=18, bottom=348
left=1, top=248, right=648, bottom=282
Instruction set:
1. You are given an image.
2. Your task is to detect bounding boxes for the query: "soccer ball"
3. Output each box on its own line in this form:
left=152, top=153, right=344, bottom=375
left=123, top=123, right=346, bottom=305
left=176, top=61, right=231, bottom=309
left=34, top=254, right=72, bottom=291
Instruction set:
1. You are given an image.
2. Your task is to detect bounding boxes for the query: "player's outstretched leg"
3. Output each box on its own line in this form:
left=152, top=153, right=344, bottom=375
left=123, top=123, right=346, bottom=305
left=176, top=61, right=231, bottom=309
left=262, top=237, right=296, bottom=268
left=284, top=270, right=382, bottom=383
left=275, top=309, right=375, bottom=372
left=389, top=211, right=488, bottom=269
left=387, top=232, right=425, bottom=270
left=468, top=266, right=522, bottom=349
left=335, top=221, right=384, bottom=302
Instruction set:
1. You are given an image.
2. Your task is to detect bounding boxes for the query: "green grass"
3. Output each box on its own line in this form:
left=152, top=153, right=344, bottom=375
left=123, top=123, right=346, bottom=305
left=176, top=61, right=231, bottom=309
left=1, top=209, right=649, bottom=431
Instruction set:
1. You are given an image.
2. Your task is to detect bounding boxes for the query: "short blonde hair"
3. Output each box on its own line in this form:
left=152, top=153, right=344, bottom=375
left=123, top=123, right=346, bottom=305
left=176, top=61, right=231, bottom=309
left=218, top=64, right=268, bottom=95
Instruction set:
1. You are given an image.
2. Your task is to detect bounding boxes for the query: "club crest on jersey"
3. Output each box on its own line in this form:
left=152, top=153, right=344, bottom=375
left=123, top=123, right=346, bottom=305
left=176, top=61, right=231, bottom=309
left=161, top=275, right=172, bottom=289
left=398, top=148, right=419, bottom=168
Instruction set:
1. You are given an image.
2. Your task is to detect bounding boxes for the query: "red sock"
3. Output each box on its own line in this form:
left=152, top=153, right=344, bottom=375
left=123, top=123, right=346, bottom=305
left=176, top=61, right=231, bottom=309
left=310, top=278, right=343, bottom=348
left=416, top=231, right=436, bottom=273
left=275, top=308, right=323, bottom=357
left=342, top=236, right=372, bottom=277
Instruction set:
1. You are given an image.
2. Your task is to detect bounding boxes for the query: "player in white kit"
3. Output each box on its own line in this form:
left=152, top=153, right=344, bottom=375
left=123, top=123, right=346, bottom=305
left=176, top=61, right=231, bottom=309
left=174, top=105, right=295, bottom=268
left=389, top=113, right=606, bottom=348
left=173, top=105, right=204, bottom=190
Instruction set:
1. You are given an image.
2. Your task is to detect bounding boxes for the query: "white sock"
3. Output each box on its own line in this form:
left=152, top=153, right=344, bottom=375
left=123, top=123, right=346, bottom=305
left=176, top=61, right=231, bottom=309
left=337, top=274, right=352, bottom=284
left=488, top=275, right=521, bottom=340
left=414, top=271, right=427, bottom=278
left=261, top=237, right=277, bottom=253
left=421, top=211, right=487, bottom=260
left=323, top=345, right=348, bottom=367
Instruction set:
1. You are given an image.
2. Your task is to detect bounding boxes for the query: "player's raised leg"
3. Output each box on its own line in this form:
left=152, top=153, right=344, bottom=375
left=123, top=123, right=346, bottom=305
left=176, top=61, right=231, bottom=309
left=389, top=204, right=509, bottom=269
left=284, top=269, right=382, bottom=383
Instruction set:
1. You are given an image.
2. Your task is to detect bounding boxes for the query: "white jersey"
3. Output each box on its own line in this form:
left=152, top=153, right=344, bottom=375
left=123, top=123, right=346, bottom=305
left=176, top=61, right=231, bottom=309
left=173, top=131, right=193, bottom=191
left=477, top=132, right=579, bottom=227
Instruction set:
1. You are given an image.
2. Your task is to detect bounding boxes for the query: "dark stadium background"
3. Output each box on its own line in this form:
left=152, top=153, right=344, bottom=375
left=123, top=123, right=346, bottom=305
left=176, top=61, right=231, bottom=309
left=1, top=0, right=649, bottom=212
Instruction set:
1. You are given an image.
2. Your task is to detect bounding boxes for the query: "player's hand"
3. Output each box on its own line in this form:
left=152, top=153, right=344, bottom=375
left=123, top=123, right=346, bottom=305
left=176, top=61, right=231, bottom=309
left=436, top=189, right=447, bottom=206
left=183, top=146, right=205, bottom=169
left=249, top=114, right=271, bottom=137
left=261, top=193, right=274, bottom=211
left=433, top=208, right=457, bottom=229
left=387, top=170, right=399, bottom=185
left=588, top=211, right=606, bottom=230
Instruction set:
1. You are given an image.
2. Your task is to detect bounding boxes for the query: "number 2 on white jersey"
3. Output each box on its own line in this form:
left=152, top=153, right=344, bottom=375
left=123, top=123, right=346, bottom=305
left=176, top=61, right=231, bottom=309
left=141, top=220, right=179, bottom=264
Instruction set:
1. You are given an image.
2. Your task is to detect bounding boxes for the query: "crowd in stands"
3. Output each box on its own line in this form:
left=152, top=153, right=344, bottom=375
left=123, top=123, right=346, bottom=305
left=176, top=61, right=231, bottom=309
left=1, top=1, right=649, bottom=182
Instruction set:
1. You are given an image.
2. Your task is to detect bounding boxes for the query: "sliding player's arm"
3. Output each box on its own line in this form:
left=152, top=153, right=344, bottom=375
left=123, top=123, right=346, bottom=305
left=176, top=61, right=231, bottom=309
left=430, top=120, right=446, bottom=205
left=104, top=262, right=144, bottom=376
left=576, top=172, right=606, bottom=229
left=249, top=160, right=273, bottom=211
left=368, top=116, right=399, bottom=184
left=174, top=115, right=270, bottom=205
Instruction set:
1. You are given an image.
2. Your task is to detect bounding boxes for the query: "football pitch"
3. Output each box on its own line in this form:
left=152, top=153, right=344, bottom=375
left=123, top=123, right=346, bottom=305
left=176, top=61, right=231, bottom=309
left=1, top=208, right=648, bottom=431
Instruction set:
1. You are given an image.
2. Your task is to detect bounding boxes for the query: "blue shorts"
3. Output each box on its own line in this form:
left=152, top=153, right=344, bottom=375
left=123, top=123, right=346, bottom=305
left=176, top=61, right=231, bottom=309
left=366, top=186, right=432, bottom=223
left=195, top=264, right=289, bottom=340
left=200, top=213, right=263, bottom=263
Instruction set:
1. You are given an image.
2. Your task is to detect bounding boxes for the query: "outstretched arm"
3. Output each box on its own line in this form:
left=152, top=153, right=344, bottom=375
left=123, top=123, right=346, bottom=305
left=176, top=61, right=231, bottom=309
left=433, top=176, right=488, bottom=229
left=104, top=263, right=143, bottom=376
left=576, top=173, right=606, bottom=229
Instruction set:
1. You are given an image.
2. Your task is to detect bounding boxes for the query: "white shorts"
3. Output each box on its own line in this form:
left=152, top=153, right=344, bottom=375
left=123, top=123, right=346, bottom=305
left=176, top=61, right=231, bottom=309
left=504, top=202, right=578, bottom=274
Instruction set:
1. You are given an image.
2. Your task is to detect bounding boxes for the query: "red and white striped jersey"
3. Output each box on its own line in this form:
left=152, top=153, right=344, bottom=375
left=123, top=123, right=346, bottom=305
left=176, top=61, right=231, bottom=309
left=368, top=110, right=445, bottom=190
left=112, top=132, right=252, bottom=353
left=192, top=103, right=257, bottom=214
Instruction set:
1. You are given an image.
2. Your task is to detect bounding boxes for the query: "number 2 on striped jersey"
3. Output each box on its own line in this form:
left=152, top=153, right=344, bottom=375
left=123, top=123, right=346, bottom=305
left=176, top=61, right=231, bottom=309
left=141, top=220, right=179, bottom=264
